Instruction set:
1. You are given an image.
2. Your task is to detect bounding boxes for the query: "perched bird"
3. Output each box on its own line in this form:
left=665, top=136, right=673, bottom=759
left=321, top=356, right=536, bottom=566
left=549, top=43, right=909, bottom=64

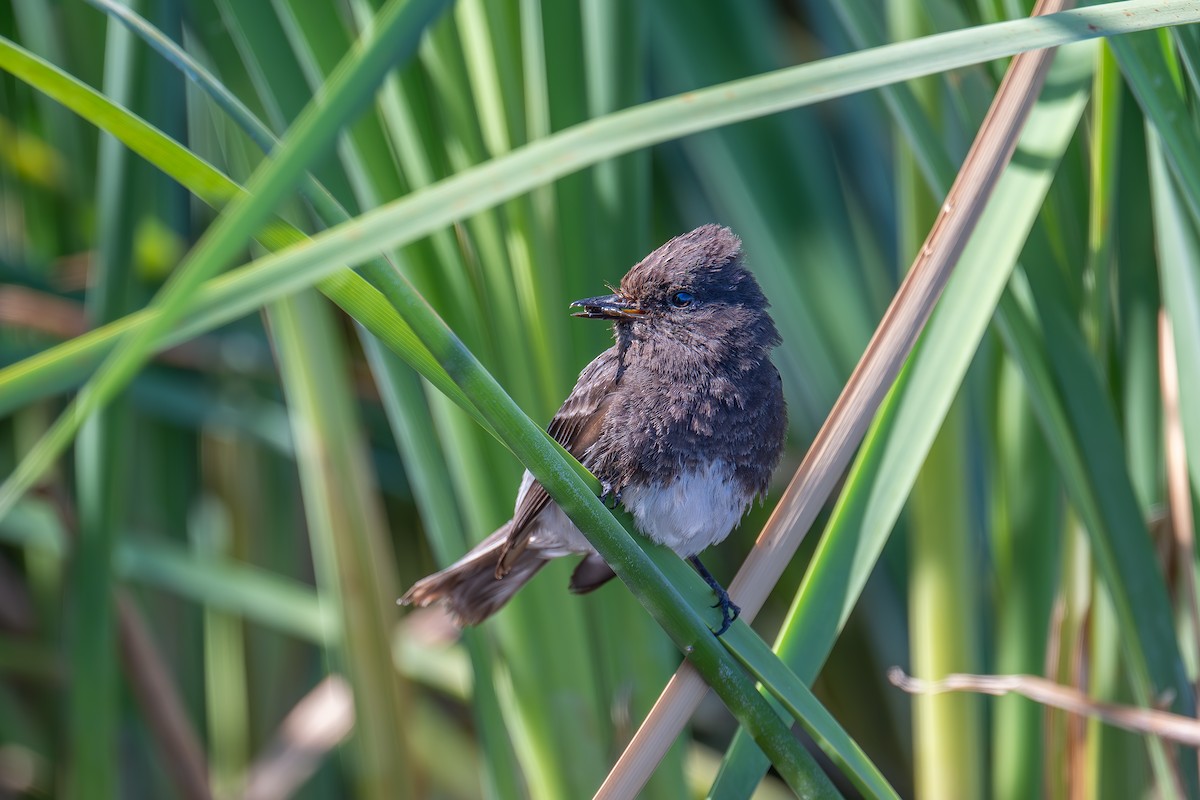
left=399, top=225, right=787, bottom=634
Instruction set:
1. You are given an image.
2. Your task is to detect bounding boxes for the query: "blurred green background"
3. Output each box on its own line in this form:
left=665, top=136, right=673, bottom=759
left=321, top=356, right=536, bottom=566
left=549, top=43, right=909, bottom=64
left=2, top=0, right=1200, bottom=797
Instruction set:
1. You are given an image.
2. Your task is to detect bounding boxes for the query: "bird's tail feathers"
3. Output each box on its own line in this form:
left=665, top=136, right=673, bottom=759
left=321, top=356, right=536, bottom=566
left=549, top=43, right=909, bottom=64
left=399, top=523, right=547, bottom=626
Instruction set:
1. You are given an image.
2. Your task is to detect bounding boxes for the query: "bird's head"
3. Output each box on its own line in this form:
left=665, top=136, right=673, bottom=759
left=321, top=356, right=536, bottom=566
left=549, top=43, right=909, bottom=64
left=570, top=225, right=781, bottom=359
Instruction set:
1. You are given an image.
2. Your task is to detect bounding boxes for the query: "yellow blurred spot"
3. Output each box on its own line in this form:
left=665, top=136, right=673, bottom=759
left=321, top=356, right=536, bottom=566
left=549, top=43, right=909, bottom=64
left=0, top=116, right=67, bottom=191
left=134, top=216, right=185, bottom=281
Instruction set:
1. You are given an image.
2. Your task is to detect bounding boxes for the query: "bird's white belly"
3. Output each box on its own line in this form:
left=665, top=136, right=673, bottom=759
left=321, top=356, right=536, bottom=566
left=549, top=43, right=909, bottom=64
left=523, top=460, right=749, bottom=559
left=620, top=460, right=748, bottom=557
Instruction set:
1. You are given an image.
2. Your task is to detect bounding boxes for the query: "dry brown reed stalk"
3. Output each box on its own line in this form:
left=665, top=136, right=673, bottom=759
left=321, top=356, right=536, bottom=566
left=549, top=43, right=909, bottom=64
left=1160, top=312, right=1200, bottom=745
left=890, top=668, right=1200, bottom=748
left=241, top=676, right=354, bottom=800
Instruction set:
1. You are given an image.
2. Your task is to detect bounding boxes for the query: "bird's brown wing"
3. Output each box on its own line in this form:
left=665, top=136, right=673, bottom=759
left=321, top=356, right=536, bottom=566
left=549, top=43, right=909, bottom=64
left=496, top=351, right=619, bottom=577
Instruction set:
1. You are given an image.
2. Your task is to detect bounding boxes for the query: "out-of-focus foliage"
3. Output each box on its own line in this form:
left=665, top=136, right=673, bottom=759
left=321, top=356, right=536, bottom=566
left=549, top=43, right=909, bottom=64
left=1, top=0, right=1199, bottom=798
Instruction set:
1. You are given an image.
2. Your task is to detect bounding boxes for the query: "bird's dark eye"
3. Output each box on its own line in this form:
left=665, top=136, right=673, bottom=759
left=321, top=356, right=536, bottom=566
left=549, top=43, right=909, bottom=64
left=670, top=291, right=694, bottom=308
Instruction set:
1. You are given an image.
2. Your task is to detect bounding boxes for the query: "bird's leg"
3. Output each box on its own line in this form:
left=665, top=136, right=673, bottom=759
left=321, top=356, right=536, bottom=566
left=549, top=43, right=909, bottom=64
left=599, top=481, right=622, bottom=509
left=688, top=556, right=740, bottom=636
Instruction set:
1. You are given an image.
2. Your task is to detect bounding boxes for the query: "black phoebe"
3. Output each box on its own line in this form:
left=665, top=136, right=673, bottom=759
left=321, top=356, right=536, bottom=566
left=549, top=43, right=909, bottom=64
left=399, top=225, right=787, bottom=634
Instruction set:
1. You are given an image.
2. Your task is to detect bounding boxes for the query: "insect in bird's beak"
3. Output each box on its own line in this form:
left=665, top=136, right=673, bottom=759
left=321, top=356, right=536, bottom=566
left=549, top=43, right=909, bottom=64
left=569, top=293, right=646, bottom=319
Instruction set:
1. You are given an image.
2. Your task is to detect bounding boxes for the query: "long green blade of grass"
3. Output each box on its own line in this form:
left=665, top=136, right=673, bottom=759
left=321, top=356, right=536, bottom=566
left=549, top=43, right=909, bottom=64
left=1130, top=67, right=1200, bottom=506
left=269, top=290, right=415, bottom=798
left=64, top=7, right=138, bottom=793
left=909, top=399, right=984, bottom=798
left=891, top=5, right=983, bottom=794
left=363, top=341, right=522, bottom=800
left=718, top=616, right=899, bottom=798
left=1020, top=212, right=1195, bottom=793
left=1108, top=23, right=1200, bottom=232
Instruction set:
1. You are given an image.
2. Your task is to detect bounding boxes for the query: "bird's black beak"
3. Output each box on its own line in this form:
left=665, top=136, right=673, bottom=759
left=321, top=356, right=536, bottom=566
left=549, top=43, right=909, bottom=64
left=569, top=293, right=645, bottom=319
